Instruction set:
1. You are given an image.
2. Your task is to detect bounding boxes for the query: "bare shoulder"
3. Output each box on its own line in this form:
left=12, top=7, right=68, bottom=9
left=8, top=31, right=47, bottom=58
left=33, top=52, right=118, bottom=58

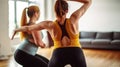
left=45, top=21, right=54, bottom=28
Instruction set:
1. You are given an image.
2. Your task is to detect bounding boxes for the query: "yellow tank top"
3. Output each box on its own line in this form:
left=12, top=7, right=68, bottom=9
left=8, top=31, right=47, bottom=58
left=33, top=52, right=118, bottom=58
left=52, top=19, right=81, bottom=49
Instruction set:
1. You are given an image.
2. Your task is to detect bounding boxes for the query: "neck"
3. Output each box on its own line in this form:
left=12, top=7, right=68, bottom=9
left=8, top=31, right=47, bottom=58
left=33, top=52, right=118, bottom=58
left=57, top=15, right=66, bottom=25
left=29, top=18, right=37, bottom=24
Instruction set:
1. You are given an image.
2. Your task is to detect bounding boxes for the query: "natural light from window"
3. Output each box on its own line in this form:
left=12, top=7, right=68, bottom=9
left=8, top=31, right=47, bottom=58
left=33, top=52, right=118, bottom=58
left=9, top=0, right=45, bottom=37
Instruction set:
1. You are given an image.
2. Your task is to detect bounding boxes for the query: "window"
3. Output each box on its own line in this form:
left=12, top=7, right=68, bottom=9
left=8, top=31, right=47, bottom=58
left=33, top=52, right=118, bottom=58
left=9, top=0, right=45, bottom=37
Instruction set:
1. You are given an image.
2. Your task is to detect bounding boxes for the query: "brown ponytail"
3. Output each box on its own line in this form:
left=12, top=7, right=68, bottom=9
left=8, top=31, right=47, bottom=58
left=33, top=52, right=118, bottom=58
left=20, top=8, right=27, bottom=40
left=55, top=0, right=68, bottom=17
left=19, top=6, right=40, bottom=41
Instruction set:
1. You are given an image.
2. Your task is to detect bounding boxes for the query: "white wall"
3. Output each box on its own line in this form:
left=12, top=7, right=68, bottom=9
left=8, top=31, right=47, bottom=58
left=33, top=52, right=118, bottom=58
left=0, top=0, right=12, bottom=59
left=68, top=0, right=120, bottom=31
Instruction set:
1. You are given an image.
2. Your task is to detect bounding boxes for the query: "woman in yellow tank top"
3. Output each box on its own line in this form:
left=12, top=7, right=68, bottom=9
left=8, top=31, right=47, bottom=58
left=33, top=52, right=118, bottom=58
left=11, top=0, right=91, bottom=67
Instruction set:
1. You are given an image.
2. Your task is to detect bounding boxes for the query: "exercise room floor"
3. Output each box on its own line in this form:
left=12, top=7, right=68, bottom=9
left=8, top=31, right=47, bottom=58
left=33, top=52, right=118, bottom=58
left=0, top=48, right=120, bottom=67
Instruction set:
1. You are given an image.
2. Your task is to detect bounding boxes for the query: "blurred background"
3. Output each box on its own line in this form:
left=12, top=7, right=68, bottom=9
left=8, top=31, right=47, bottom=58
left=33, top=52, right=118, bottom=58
left=0, top=0, right=120, bottom=67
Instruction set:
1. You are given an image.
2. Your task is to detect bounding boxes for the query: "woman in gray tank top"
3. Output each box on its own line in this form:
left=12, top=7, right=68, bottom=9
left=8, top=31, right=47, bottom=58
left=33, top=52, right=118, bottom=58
left=11, top=5, right=48, bottom=67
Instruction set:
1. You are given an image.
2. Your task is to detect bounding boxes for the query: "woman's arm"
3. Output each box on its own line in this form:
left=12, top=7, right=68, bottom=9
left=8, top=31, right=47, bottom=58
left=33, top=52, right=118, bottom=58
left=15, top=21, right=52, bottom=32
left=69, top=0, right=92, bottom=24
left=11, top=21, right=53, bottom=40
left=32, top=31, right=45, bottom=48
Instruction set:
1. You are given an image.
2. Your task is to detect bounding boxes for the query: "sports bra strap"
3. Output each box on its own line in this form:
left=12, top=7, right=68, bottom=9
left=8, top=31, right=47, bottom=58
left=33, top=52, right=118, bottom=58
left=58, top=19, right=70, bottom=40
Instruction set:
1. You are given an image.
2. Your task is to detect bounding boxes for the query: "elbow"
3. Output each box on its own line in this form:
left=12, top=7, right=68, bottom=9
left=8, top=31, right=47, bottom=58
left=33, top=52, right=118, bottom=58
left=83, top=0, right=92, bottom=4
left=83, top=0, right=92, bottom=6
left=89, top=0, right=92, bottom=5
left=87, top=0, right=92, bottom=5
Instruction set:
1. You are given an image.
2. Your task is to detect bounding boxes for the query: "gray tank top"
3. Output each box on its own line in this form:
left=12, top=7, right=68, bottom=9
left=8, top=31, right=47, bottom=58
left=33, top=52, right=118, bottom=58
left=18, top=39, right=38, bottom=55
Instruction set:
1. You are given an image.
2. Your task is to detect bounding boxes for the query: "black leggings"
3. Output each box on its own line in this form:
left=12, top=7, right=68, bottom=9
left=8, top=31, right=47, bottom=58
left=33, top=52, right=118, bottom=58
left=14, top=49, right=49, bottom=67
left=48, top=47, right=86, bottom=67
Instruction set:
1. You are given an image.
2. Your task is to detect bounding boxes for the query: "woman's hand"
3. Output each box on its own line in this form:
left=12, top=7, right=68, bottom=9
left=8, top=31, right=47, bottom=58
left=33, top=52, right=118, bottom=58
left=38, top=41, right=46, bottom=48
left=10, top=29, right=17, bottom=40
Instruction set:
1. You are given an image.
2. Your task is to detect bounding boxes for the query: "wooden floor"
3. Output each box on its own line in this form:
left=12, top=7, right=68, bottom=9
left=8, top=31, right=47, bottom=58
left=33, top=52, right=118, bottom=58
left=84, top=49, right=120, bottom=67
left=0, top=48, right=120, bottom=67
